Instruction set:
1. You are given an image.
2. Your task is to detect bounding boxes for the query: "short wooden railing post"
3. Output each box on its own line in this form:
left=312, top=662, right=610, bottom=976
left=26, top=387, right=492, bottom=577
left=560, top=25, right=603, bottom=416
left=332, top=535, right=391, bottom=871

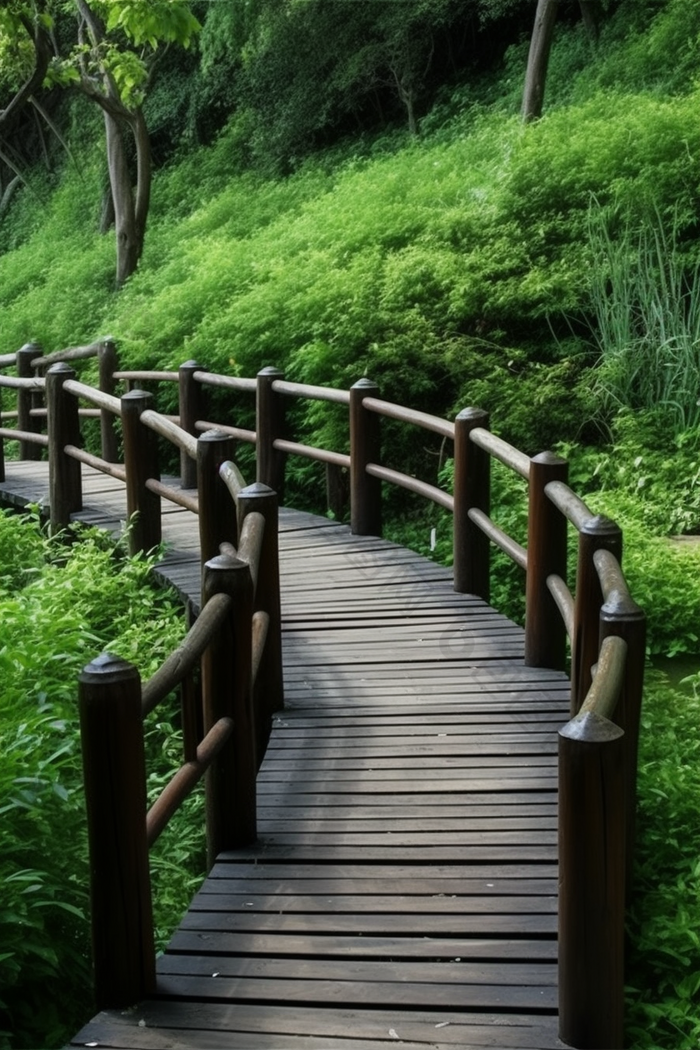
left=256, top=366, right=286, bottom=498
left=197, top=430, right=238, bottom=567
left=97, top=338, right=119, bottom=463
left=17, top=342, right=42, bottom=460
left=237, top=482, right=283, bottom=759
left=350, top=378, right=382, bottom=536
left=46, top=363, right=82, bottom=530
left=453, top=407, right=490, bottom=600
left=558, top=711, right=626, bottom=1049
left=201, top=554, right=257, bottom=865
left=600, top=595, right=647, bottom=897
left=525, top=451, right=568, bottom=669
left=79, top=652, right=155, bottom=1009
left=571, top=516, right=622, bottom=713
left=179, top=360, right=205, bottom=489
left=121, top=389, right=161, bottom=555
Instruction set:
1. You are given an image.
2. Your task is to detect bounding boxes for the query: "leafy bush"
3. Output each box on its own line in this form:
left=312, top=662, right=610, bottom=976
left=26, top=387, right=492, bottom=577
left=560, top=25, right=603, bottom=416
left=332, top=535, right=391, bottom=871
left=626, top=673, right=700, bottom=1049
left=0, top=512, right=190, bottom=1050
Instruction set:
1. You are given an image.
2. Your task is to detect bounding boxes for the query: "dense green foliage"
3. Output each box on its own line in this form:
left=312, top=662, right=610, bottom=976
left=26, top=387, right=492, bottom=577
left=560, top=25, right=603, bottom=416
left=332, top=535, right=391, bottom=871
left=1, top=0, right=699, bottom=1046
left=0, top=513, right=192, bottom=1050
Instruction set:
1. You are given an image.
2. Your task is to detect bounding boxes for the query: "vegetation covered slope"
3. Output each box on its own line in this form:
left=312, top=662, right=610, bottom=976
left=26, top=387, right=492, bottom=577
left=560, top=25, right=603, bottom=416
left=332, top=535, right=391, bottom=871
left=0, top=0, right=699, bottom=1047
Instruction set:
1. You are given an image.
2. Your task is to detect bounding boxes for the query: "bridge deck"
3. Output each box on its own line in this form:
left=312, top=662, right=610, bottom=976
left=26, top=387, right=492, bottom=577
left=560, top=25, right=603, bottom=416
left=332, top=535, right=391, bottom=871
left=1, top=463, right=569, bottom=1049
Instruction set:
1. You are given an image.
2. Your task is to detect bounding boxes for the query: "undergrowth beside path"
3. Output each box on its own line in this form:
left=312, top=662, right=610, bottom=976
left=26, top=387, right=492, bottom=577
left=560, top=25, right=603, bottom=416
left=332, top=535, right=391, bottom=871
left=0, top=511, right=194, bottom=1050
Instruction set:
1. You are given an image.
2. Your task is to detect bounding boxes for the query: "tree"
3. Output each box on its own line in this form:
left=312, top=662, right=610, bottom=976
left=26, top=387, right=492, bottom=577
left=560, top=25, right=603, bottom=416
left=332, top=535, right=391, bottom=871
left=0, top=1, right=200, bottom=286
left=521, top=0, right=559, bottom=122
left=522, top=0, right=605, bottom=122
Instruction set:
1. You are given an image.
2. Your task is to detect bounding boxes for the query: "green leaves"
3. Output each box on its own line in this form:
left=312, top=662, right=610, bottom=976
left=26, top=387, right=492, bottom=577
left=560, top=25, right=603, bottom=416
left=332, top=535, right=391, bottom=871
left=100, top=0, right=201, bottom=49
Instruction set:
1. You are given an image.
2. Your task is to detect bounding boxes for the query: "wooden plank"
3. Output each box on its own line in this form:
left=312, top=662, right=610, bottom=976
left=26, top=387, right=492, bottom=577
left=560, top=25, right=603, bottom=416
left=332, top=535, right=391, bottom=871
left=72, top=1003, right=561, bottom=1049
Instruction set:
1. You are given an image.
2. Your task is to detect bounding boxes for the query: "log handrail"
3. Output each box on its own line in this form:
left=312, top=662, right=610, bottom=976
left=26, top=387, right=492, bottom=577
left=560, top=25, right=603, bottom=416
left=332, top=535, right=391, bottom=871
left=0, top=340, right=646, bottom=1046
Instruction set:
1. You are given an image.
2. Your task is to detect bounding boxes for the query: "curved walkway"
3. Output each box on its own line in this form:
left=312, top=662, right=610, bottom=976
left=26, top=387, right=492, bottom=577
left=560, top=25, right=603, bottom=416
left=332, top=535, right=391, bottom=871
left=1, top=463, right=569, bottom=1049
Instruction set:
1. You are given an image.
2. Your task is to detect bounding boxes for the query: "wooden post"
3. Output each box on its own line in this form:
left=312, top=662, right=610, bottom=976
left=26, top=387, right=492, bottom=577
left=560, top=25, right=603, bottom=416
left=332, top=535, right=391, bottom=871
left=453, top=407, right=490, bottom=600
left=600, top=594, right=647, bottom=898
left=97, top=338, right=119, bottom=463
left=256, top=366, right=286, bottom=499
left=571, top=516, right=622, bottom=713
left=350, top=378, right=382, bottom=536
left=558, top=711, right=626, bottom=1049
left=201, top=554, right=257, bottom=865
left=197, top=430, right=238, bottom=569
left=79, top=652, right=155, bottom=1009
left=17, top=342, right=42, bottom=460
left=46, top=363, right=82, bottom=530
left=525, top=451, right=568, bottom=670
left=121, top=390, right=161, bottom=555
left=326, top=463, right=347, bottom=520
left=237, top=482, right=283, bottom=761
left=179, top=360, right=205, bottom=489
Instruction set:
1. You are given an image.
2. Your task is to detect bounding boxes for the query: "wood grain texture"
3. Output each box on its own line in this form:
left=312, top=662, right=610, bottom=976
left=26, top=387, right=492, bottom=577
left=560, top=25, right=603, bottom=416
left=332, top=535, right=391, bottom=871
left=0, top=464, right=567, bottom=1049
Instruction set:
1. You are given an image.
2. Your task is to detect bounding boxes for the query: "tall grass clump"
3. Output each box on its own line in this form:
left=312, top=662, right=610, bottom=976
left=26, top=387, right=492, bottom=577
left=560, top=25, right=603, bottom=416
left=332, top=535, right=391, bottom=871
left=0, top=511, right=192, bottom=1050
left=587, top=203, right=700, bottom=438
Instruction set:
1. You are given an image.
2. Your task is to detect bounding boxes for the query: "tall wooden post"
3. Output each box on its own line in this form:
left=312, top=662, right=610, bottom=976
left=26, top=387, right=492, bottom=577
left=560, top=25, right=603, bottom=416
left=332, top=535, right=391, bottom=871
left=179, top=360, right=205, bottom=489
left=599, top=592, right=647, bottom=897
left=79, top=652, right=155, bottom=1009
left=46, top=363, right=82, bottom=530
left=17, top=342, right=42, bottom=460
left=350, top=378, right=382, bottom=536
left=256, top=366, right=286, bottom=499
left=525, top=451, right=568, bottom=670
left=197, top=430, right=238, bottom=569
left=97, top=338, right=119, bottom=463
left=121, top=390, right=161, bottom=555
left=201, top=554, right=257, bottom=865
left=453, top=407, right=490, bottom=600
left=571, top=516, right=622, bottom=713
left=558, top=711, right=625, bottom=1049
left=237, top=482, right=283, bottom=760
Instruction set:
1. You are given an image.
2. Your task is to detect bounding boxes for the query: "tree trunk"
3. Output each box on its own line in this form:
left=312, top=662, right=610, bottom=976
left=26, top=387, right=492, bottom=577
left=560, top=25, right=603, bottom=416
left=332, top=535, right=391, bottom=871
left=579, top=0, right=600, bottom=42
left=103, top=106, right=151, bottom=287
left=522, top=0, right=560, bottom=122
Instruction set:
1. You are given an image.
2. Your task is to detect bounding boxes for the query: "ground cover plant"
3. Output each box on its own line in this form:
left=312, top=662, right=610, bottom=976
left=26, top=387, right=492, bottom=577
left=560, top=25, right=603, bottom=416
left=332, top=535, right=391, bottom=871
left=0, top=511, right=192, bottom=1050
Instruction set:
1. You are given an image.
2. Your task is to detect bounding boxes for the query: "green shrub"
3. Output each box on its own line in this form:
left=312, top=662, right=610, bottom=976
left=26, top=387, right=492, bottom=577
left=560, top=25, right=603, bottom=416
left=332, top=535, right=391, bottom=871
left=626, top=673, right=700, bottom=1049
left=0, top=513, right=190, bottom=1050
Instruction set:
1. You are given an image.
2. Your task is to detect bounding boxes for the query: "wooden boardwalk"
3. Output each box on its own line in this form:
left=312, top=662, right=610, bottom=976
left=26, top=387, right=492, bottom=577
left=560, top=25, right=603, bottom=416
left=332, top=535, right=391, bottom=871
left=1, top=463, right=570, bottom=1050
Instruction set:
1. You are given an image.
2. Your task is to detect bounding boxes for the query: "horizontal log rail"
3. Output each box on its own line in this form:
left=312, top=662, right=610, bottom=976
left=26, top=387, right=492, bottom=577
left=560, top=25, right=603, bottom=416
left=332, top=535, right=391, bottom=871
left=272, top=377, right=350, bottom=405
left=0, top=339, right=646, bottom=1048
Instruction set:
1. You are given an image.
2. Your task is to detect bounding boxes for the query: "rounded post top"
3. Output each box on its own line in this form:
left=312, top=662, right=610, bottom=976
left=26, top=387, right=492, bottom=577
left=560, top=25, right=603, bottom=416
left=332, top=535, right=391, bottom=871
left=205, top=551, right=248, bottom=573
left=46, top=361, right=76, bottom=377
left=455, top=406, right=488, bottom=424
left=18, top=342, right=42, bottom=355
left=121, top=388, right=153, bottom=404
left=581, top=513, right=621, bottom=539
left=351, top=377, right=378, bottom=392
left=559, top=708, right=624, bottom=744
left=179, top=359, right=202, bottom=372
left=239, top=482, right=275, bottom=499
left=530, top=450, right=568, bottom=468
left=198, top=428, right=233, bottom=445
left=80, top=651, right=139, bottom=685
left=258, top=366, right=284, bottom=378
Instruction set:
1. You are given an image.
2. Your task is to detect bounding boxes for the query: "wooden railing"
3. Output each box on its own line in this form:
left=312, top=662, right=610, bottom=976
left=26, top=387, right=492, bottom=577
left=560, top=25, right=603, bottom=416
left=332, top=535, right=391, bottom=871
left=0, top=340, right=646, bottom=1049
